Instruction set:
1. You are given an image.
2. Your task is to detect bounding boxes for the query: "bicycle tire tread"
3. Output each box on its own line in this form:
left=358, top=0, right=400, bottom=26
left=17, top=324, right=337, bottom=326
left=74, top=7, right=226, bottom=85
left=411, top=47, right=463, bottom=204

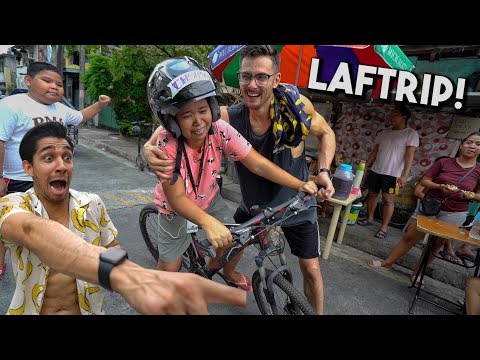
left=252, top=269, right=315, bottom=315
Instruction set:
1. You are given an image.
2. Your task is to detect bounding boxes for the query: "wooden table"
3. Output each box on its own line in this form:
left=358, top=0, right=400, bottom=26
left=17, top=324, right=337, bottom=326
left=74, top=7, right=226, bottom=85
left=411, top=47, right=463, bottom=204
left=410, top=215, right=480, bottom=314
left=322, top=193, right=360, bottom=260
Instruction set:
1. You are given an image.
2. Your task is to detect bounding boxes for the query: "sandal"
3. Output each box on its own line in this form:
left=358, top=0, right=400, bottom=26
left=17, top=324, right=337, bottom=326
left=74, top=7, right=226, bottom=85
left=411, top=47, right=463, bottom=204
left=357, top=219, right=375, bottom=227
left=225, top=273, right=253, bottom=292
left=455, top=251, right=477, bottom=268
left=374, top=229, right=388, bottom=239
left=367, top=259, right=391, bottom=270
left=437, top=250, right=461, bottom=265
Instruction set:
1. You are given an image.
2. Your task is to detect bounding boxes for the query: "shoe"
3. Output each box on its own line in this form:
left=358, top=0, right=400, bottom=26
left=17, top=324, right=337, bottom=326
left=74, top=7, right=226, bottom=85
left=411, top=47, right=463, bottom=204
left=438, top=250, right=461, bottom=265
left=374, top=229, right=388, bottom=239
left=357, top=219, right=375, bottom=227
left=226, top=273, right=253, bottom=292
left=0, top=263, right=6, bottom=281
left=367, top=259, right=391, bottom=271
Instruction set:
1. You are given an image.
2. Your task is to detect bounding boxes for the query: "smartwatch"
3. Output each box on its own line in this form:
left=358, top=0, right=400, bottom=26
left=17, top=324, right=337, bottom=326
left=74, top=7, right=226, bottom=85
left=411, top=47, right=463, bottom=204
left=98, top=248, right=128, bottom=292
left=318, top=168, right=332, bottom=178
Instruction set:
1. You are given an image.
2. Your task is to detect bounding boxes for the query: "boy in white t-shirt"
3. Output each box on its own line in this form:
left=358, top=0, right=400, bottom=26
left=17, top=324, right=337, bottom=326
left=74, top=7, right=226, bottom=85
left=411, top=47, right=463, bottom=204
left=0, top=61, right=111, bottom=281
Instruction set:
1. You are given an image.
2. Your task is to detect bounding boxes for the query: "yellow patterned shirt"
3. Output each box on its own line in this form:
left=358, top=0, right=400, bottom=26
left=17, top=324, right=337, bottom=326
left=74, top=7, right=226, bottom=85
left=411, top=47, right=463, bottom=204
left=0, top=188, right=118, bottom=315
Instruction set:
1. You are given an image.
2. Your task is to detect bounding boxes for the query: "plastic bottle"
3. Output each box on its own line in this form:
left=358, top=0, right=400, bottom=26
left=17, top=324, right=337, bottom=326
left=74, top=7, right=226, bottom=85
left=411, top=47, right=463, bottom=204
left=332, top=163, right=355, bottom=200
left=469, top=212, right=480, bottom=240
left=351, top=160, right=366, bottom=196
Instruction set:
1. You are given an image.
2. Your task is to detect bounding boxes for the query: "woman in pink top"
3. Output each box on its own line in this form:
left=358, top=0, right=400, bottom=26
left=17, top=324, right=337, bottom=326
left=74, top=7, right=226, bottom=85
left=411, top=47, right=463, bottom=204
left=146, top=57, right=318, bottom=290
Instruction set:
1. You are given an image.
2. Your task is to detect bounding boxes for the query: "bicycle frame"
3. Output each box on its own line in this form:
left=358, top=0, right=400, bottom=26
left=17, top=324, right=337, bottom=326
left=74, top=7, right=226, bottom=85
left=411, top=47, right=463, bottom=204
left=186, top=192, right=316, bottom=313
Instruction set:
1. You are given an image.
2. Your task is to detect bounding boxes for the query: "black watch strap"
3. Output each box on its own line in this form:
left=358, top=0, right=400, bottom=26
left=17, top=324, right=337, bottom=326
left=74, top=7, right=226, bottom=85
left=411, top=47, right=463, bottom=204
left=98, top=248, right=128, bottom=292
left=318, top=168, right=332, bottom=177
left=98, top=260, right=115, bottom=292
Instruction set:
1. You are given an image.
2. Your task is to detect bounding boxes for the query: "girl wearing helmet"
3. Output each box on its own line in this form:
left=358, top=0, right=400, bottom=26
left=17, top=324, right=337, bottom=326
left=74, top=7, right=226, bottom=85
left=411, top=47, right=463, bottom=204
left=147, top=57, right=318, bottom=290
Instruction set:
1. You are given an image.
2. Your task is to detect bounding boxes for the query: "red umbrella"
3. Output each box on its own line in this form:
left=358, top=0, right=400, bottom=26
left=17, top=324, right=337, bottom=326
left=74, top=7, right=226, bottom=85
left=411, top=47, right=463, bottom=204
left=208, top=45, right=414, bottom=97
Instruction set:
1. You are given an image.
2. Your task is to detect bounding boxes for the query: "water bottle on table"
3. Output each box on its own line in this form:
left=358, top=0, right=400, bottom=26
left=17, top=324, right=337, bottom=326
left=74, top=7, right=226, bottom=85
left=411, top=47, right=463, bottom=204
left=332, top=163, right=355, bottom=200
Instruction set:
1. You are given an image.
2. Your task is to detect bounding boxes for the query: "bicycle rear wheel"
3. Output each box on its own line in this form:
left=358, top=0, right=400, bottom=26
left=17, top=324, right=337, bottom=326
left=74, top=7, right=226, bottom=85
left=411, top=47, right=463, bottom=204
left=139, top=203, right=159, bottom=261
left=252, top=269, right=316, bottom=315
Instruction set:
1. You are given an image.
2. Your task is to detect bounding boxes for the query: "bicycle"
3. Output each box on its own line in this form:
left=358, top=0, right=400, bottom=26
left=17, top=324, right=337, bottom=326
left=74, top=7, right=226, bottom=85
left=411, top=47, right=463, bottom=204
left=67, top=124, right=79, bottom=149
left=139, top=192, right=318, bottom=315
left=131, top=121, right=149, bottom=171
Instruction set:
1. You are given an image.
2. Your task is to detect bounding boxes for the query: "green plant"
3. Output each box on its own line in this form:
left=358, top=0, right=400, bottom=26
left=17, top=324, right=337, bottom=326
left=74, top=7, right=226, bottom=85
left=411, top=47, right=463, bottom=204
left=81, top=45, right=215, bottom=133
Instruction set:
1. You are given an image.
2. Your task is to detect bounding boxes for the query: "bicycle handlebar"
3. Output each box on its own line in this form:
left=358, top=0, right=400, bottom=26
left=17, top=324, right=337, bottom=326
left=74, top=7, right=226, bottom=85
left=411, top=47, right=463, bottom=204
left=230, top=191, right=313, bottom=234
left=197, top=191, right=316, bottom=255
left=198, top=191, right=315, bottom=258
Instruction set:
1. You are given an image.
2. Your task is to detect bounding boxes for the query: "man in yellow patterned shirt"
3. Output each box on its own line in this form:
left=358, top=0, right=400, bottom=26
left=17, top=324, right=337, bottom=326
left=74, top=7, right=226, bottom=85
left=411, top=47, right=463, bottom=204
left=0, top=122, right=246, bottom=315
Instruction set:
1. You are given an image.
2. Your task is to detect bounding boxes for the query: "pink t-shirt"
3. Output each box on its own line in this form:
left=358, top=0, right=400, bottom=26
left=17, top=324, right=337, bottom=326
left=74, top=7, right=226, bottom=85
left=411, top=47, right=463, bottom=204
left=154, top=119, right=251, bottom=214
left=424, top=157, right=480, bottom=212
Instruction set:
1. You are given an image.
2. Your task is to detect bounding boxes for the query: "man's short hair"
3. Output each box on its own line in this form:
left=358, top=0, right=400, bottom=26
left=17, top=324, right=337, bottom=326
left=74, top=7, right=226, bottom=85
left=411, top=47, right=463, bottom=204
left=239, top=45, right=281, bottom=73
left=20, top=122, right=73, bottom=163
left=395, top=104, right=411, bottom=121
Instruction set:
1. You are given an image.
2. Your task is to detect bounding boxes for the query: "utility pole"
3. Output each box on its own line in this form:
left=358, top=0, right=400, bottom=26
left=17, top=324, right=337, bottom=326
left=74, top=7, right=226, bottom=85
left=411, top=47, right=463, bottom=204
left=56, top=45, right=64, bottom=79
left=79, top=45, right=86, bottom=110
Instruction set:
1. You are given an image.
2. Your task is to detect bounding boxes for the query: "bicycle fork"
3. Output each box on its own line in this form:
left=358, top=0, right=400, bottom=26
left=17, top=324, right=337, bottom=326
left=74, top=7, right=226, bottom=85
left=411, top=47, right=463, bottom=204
left=255, top=250, right=293, bottom=315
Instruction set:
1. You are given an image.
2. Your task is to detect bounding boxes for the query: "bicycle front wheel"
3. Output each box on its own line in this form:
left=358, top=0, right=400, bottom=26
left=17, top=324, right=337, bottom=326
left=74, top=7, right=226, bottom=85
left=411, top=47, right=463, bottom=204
left=139, top=203, right=159, bottom=261
left=252, top=269, right=316, bottom=315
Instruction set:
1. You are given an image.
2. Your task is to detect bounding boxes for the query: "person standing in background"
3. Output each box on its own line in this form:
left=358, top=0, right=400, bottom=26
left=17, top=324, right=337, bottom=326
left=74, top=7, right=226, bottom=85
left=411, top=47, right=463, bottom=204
left=357, top=104, right=419, bottom=240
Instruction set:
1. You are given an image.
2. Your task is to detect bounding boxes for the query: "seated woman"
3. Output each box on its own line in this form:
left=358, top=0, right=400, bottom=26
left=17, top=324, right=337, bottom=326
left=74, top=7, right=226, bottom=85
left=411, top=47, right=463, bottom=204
left=366, top=132, right=480, bottom=285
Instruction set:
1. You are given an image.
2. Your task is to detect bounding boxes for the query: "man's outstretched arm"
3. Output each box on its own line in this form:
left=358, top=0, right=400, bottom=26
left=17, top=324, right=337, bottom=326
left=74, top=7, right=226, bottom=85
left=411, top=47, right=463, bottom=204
left=1, top=212, right=246, bottom=314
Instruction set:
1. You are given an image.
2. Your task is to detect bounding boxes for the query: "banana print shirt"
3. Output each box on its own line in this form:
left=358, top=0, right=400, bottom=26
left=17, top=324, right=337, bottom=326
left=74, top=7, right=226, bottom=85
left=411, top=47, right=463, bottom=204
left=0, top=188, right=118, bottom=315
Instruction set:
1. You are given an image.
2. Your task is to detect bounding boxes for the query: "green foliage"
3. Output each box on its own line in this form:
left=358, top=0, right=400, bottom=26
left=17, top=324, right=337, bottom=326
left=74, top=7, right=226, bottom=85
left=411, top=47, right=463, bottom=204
left=65, top=45, right=104, bottom=57
left=81, top=45, right=215, bottom=135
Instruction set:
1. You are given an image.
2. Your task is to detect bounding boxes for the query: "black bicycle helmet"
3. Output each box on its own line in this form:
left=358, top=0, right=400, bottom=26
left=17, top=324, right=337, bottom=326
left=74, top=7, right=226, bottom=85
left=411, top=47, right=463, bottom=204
left=147, top=56, right=220, bottom=138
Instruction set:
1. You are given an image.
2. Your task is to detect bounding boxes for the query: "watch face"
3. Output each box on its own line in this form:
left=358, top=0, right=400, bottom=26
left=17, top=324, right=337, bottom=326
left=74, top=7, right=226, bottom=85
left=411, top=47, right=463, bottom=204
left=101, top=248, right=128, bottom=264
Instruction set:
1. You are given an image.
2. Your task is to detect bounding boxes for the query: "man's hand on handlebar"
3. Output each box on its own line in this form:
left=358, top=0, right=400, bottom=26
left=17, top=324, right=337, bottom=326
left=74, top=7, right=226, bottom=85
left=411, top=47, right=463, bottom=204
left=298, top=180, right=319, bottom=196
left=314, top=171, right=335, bottom=203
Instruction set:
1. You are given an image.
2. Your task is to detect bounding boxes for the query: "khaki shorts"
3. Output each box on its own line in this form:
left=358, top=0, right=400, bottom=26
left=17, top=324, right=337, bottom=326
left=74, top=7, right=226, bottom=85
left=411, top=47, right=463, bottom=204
left=157, top=192, right=235, bottom=262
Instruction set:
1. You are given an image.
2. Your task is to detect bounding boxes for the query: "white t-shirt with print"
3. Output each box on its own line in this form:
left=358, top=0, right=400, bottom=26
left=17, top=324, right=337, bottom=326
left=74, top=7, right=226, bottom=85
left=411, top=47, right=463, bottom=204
left=0, top=93, right=83, bottom=181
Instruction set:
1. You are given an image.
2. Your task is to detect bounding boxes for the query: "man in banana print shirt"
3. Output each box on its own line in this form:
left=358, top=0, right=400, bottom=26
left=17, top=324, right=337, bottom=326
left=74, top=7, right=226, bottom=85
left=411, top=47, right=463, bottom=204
left=0, top=121, right=246, bottom=315
left=0, top=121, right=120, bottom=315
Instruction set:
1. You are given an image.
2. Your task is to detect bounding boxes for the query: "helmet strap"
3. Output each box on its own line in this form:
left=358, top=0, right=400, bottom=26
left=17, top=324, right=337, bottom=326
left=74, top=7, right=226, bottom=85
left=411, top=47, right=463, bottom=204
left=165, top=114, right=182, bottom=138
